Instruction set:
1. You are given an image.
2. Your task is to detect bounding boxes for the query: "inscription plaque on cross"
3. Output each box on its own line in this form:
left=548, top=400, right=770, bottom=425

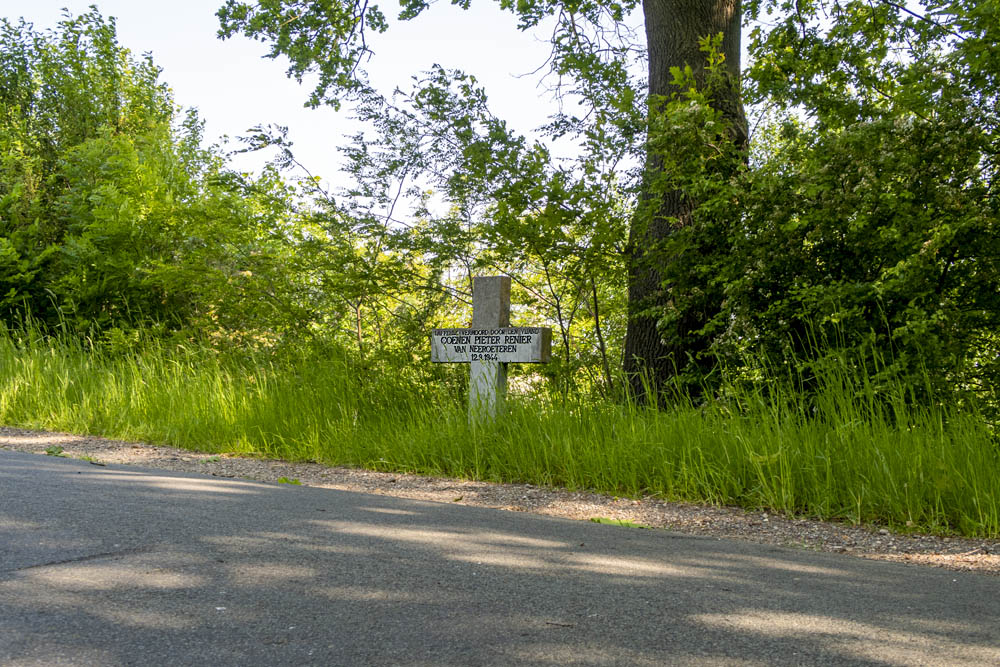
left=430, top=276, right=552, bottom=422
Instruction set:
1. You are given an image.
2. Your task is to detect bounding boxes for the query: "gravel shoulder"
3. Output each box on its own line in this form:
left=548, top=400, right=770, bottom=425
left=3, top=425, right=998, bottom=575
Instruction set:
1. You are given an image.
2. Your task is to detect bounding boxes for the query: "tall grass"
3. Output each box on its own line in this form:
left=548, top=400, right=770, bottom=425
left=1, top=327, right=997, bottom=538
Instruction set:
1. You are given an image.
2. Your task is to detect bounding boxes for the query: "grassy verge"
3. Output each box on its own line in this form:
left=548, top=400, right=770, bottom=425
left=1, top=329, right=997, bottom=538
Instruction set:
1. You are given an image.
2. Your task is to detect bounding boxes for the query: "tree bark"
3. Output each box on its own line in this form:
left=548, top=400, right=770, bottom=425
left=623, top=0, right=745, bottom=403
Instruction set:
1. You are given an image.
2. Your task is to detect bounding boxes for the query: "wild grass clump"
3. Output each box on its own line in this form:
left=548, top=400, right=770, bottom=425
left=0, top=326, right=457, bottom=462
left=0, top=325, right=996, bottom=538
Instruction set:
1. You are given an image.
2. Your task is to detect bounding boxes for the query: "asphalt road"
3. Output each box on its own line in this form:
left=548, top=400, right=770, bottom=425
left=2, top=449, right=999, bottom=666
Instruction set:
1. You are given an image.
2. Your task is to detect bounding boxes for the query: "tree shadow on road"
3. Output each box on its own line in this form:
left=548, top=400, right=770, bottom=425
left=2, top=451, right=998, bottom=666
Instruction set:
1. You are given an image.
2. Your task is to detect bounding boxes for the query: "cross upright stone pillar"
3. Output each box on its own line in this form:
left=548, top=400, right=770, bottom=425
left=430, top=275, right=550, bottom=425
left=469, top=275, right=510, bottom=422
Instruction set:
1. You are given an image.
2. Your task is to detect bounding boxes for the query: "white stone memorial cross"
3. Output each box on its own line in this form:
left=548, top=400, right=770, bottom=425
left=430, top=276, right=551, bottom=422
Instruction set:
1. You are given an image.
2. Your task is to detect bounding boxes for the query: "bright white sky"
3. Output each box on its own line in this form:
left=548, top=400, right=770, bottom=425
left=0, top=0, right=565, bottom=185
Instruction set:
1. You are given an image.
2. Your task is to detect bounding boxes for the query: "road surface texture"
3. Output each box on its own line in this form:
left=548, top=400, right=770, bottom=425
left=2, top=450, right=999, bottom=666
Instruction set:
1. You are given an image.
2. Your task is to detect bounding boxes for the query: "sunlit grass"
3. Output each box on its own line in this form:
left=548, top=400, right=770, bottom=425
left=1, top=327, right=997, bottom=538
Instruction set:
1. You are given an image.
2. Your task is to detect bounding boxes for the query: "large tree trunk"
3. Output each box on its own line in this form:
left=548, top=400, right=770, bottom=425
left=623, top=0, right=745, bottom=403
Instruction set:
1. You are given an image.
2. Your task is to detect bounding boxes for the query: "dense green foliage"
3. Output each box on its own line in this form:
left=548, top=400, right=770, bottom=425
left=4, top=4, right=996, bottom=406
left=630, top=1, right=999, bottom=405
left=213, top=0, right=1000, bottom=408
left=729, top=0, right=1000, bottom=402
left=0, top=3, right=996, bottom=399
left=0, top=10, right=203, bottom=331
left=0, top=11, right=436, bottom=368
